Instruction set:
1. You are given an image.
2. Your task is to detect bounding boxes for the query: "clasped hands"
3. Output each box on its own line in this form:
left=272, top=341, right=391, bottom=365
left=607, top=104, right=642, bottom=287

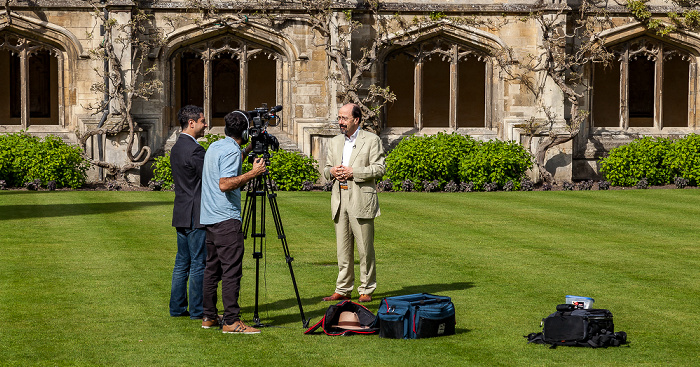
left=331, top=165, right=353, bottom=181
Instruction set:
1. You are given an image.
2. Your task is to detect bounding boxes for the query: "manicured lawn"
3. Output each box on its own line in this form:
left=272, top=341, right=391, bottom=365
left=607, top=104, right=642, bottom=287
left=0, top=189, right=698, bottom=366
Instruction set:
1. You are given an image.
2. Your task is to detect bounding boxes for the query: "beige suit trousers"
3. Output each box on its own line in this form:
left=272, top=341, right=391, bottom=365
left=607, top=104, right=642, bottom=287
left=334, top=189, right=376, bottom=296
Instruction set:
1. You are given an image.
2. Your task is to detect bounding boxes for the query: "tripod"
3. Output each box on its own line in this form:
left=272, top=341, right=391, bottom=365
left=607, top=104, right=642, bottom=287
left=242, top=168, right=308, bottom=328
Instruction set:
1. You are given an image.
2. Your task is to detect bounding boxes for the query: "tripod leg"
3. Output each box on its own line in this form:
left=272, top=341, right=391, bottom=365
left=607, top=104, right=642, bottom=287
left=264, top=175, right=309, bottom=328
left=243, top=175, right=265, bottom=326
left=242, top=176, right=257, bottom=239
left=253, top=248, right=262, bottom=326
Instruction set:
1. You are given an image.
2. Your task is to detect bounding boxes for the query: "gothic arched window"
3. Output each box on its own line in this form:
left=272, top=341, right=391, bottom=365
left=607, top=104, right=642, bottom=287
left=0, top=33, right=62, bottom=127
left=385, top=38, right=490, bottom=130
left=592, top=38, right=693, bottom=129
left=171, top=35, right=280, bottom=128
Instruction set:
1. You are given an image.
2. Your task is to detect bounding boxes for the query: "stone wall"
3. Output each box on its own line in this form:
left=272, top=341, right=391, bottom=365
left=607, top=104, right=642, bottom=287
left=2, top=1, right=699, bottom=184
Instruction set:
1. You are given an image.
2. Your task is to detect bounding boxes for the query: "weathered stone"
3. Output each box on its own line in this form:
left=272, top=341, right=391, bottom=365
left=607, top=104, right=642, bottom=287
left=2, top=1, right=699, bottom=184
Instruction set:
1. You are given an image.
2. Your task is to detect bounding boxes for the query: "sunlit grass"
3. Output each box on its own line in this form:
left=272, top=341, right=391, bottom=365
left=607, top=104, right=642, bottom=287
left=0, top=189, right=698, bottom=366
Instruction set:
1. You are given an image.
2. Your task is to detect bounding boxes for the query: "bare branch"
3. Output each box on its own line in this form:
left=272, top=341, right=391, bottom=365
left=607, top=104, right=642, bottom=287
left=80, top=1, right=166, bottom=181
left=3, top=0, right=11, bottom=25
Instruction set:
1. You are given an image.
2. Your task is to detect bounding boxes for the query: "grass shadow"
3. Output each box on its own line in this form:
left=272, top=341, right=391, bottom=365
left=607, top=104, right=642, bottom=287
left=0, top=201, right=172, bottom=221
left=243, top=281, right=475, bottom=328
left=383, top=282, right=475, bottom=297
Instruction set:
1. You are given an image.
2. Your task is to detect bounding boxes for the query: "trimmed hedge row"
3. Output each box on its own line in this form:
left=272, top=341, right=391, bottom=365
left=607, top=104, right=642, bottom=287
left=152, top=134, right=319, bottom=191
left=262, top=149, right=320, bottom=191
left=0, top=132, right=89, bottom=189
left=384, top=133, right=533, bottom=191
left=599, top=134, right=700, bottom=186
left=17, top=130, right=698, bottom=191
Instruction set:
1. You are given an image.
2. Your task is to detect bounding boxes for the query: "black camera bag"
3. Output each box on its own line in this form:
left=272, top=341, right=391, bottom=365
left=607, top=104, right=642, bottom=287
left=526, top=305, right=627, bottom=348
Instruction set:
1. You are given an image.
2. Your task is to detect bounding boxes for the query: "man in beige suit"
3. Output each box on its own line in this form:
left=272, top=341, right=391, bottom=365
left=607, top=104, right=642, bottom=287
left=322, top=103, right=385, bottom=303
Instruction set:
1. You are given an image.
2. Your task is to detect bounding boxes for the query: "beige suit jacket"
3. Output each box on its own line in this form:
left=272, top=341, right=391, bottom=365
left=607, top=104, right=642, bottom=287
left=323, top=129, right=386, bottom=220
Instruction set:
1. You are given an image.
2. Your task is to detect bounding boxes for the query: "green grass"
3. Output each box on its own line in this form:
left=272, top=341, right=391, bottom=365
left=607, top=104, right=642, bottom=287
left=0, top=189, right=698, bottom=366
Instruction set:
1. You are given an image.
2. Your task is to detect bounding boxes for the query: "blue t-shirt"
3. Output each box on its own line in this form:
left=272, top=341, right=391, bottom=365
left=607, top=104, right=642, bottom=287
left=200, top=136, right=243, bottom=225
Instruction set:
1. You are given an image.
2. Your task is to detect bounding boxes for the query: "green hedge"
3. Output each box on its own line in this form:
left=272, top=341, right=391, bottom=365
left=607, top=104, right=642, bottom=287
left=599, top=134, right=700, bottom=187
left=152, top=154, right=173, bottom=190
left=666, top=134, right=700, bottom=186
left=263, top=149, right=320, bottom=191
left=385, top=132, right=478, bottom=189
left=153, top=134, right=319, bottom=191
left=599, top=136, right=673, bottom=186
left=458, top=139, right=533, bottom=190
left=385, top=133, right=532, bottom=191
left=0, top=132, right=89, bottom=189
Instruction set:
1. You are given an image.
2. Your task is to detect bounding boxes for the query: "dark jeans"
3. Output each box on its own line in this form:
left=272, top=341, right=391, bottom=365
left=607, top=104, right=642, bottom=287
left=203, top=218, right=245, bottom=324
left=169, top=227, right=206, bottom=318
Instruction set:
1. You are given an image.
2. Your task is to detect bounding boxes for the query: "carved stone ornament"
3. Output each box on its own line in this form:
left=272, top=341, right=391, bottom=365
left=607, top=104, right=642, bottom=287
left=388, top=37, right=489, bottom=63
left=174, top=35, right=280, bottom=61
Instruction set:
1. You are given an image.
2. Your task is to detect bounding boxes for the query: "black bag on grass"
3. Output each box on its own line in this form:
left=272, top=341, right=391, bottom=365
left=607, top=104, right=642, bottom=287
left=526, top=304, right=627, bottom=348
left=304, top=300, right=379, bottom=336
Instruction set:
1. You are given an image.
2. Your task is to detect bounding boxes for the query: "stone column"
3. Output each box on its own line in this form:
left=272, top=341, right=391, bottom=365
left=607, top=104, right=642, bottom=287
left=240, top=43, right=248, bottom=109
left=449, top=45, right=458, bottom=130
left=204, top=49, right=212, bottom=125
left=620, top=46, right=629, bottom=129
left=20, top=47, right=29, bottom=128
left=415, top=59, right=423, bottom=130
left=654, top=45, right=663, bottom=129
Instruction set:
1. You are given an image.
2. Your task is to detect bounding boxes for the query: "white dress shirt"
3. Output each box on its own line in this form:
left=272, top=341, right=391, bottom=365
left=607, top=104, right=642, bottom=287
left=341, top=128, right=360, bottom=166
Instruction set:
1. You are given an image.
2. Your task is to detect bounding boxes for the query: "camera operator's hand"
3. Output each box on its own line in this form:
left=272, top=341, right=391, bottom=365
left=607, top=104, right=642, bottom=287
left=251, top=157, right=267, bottom=177
left=218, top=158, right=267, bottom=192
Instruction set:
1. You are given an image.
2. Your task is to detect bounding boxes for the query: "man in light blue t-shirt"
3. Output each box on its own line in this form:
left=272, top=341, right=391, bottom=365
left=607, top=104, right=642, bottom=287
left=200, top=110, right=266, bottom=334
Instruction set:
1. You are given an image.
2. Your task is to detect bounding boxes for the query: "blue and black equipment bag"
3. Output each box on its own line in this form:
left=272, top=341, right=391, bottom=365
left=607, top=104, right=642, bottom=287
left=526, top=304, right=627, bottom=348
left=377, top=293, right=456, bottom=339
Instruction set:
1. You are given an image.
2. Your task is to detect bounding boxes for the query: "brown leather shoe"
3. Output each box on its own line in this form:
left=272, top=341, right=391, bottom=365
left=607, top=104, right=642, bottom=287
left=202, top=316, right=219, bottom=329
left=201, top=315, right=223, bottom=329
left=322, top=292, right=350, bottom=301
left=358, top=294, right=372, bottom=303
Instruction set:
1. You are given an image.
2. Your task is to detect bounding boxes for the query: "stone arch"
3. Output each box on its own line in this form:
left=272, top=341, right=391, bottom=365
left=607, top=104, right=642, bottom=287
left=381, top=21, right=507, bottom=59
left=598, top=22, right=700, bottom=56
left=0, top=12, right=83, bottom=130
left=161, top=20, right=297, bottom=62
left=161, top=20, right=296, bottom=132
left=591, top=22, right=700, bottom=130
left=380, top=21, right=506, bottom=133
left=0, top=11, right=84, bottom=58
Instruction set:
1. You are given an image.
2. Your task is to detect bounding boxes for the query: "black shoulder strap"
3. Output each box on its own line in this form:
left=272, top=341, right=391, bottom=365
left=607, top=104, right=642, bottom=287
left=588, top=330, right=628, bottom=347
left=304, top=317, right=325, bottom=334
left=525, top=332, right=545, bottom=344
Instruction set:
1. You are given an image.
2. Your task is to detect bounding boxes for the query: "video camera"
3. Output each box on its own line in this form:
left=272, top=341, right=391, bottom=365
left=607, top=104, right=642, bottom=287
left=247, top=103, right=281, bottom=163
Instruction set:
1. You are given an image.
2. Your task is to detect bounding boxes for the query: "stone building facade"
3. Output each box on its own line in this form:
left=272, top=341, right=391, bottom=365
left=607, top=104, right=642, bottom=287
left=1, top=0, right=698, bottom=184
